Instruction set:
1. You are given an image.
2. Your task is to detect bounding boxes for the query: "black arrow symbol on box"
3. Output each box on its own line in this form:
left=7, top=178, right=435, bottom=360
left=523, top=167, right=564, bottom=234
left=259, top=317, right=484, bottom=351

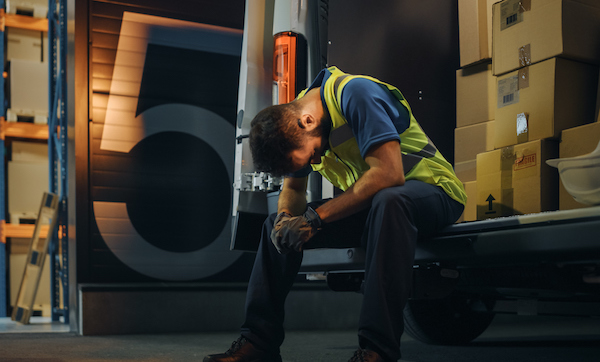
left=486, top=194, right=495, bottom=211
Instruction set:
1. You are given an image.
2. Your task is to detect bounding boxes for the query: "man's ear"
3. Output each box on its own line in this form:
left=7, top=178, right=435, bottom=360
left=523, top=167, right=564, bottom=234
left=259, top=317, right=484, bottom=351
left=299, top=114, right=318, bottom=131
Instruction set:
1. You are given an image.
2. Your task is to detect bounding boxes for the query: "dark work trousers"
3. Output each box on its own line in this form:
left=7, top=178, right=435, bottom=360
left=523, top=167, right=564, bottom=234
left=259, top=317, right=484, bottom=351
left=241, top=180, right=464, bottom=361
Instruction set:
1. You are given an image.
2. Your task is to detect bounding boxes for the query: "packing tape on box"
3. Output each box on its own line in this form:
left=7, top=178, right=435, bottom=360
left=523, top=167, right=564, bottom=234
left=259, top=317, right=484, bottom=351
left=516, top=67, right=529, bottom=144
left=519, top=0, right=531, bottom=12
left=519, top=44, right=532, bottom=67
left=518, top=67, right=529, bottom=89
left=517, top=112, right=529, bottom=144
left=501, top=146, right=516, bottom=214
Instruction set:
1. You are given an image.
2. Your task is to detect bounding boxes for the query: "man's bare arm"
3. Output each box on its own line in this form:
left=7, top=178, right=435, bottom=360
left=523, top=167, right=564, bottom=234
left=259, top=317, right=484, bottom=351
left=278, top=176, right=308, bottom=216
left=315, top=140, right=405, bottom=223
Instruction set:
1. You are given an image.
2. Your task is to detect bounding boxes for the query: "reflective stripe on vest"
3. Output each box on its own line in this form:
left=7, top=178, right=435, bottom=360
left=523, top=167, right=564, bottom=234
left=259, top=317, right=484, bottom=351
left=330, top=76, right=437, bottom=175
left=305, top=66, right=466, bottom=205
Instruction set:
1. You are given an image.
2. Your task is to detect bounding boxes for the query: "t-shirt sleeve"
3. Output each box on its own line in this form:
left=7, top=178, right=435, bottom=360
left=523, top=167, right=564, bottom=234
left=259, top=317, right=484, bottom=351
left=340, top=78, right=410, bottom=158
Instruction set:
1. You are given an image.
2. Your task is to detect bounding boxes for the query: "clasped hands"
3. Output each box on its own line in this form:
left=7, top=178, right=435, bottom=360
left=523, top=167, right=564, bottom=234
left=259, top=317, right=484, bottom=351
left=270, top=207, right=322, bottom=254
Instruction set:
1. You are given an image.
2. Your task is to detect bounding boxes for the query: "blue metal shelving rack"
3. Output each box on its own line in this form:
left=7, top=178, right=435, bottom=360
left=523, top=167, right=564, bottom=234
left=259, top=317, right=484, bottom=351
left=0, top=0, right=69, bottom=322
left=47, top=0, right=69, bottom=323
left=0, top=0, right=6, bottom=320
left=0, top=0, right=69, bottom=321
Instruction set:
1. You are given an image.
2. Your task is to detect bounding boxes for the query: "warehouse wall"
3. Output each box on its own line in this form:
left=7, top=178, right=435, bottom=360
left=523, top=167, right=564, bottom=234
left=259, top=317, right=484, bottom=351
left=327, top=0, right=459, bottom=163
left=82, top=0, right=460, bottom=284
left=84, top=0, right=254, bottom=283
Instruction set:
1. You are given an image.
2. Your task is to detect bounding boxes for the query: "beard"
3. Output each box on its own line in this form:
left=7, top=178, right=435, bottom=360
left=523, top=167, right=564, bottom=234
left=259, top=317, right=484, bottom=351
left=308, top=115, right=332, bottom=153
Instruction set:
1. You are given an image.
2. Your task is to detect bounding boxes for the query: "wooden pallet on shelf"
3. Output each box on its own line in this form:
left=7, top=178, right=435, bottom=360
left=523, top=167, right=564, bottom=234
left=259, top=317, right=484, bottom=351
left=2, top=12, right=49, bottom=32
left=11, top=192, right=59, bottom=324
left=1, top=119, right=48, bottom=140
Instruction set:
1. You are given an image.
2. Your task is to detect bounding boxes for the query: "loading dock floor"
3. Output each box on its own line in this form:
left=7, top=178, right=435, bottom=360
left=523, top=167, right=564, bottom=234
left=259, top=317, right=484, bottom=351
left=1, top=314, right=599, bottom=361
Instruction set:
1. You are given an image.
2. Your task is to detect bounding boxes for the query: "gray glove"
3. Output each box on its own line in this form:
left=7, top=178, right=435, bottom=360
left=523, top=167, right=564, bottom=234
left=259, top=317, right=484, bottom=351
left=271, top=207, right=322, bottom=254
left=271, top=211, right=292, bottom=254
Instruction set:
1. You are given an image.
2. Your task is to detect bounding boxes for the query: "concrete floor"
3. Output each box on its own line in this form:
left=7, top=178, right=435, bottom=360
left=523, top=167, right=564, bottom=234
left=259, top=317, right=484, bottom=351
left=1, top=314, right=599, bottom=361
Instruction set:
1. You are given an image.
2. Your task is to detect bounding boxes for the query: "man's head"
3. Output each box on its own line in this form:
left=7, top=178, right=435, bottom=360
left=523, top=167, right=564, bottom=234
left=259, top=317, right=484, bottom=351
left=249, top=100, right=329, bottom=176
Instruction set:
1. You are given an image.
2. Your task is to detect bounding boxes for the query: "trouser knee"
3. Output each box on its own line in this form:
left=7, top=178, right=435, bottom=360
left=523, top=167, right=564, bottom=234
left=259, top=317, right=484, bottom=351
left=371, top=187, right=413, bottom=216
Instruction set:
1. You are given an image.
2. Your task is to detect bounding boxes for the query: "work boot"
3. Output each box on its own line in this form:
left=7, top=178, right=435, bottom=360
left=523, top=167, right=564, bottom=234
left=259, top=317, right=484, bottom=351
left=348, top=348, right=386, bottom=362
left=203, top=336, right=282, bottom=362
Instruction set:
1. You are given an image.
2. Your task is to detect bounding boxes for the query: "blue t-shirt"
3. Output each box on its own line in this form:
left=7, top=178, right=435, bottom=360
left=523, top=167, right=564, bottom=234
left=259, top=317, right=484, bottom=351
left=292, top=69, right=410, bottom=177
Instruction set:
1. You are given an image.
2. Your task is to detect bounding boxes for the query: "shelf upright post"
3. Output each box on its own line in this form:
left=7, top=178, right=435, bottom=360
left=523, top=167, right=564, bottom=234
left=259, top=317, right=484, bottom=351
left=0, top=0, right=6, bottom=318
left=47, top=0, right=69, bottom=323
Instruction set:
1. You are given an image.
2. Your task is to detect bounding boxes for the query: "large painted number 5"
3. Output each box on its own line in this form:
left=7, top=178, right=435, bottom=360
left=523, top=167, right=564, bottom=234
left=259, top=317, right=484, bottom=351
left=94, top=12, right=243, bottom=281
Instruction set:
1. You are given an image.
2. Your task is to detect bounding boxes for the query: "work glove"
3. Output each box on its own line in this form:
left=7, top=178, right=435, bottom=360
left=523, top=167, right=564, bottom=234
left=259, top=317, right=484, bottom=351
left=271, top=211, right=292, bottom=253
left=270, top=207, right=322, bottom=254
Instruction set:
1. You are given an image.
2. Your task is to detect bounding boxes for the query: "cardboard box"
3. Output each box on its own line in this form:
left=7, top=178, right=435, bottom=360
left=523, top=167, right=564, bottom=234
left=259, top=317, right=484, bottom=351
left=476, top=139, right=558, bottom=219
left=492, top=0, right=600, bottom=76
left=8, top=59, right=49, bottom=123
left=457, top=181, right=477, bottom=223
left=495, top=57, right=598, bottom=149
left=6, top=27, right=43, bottom=62
left=6, top=0, right=48, bottom=18
left=458, top=0, right=495, bottom=67
left=455, top=159, right=477, bottom=183
left=558, top=122, right=600, bottom=210
left=8, top=161, right=49, bottom=216
left=11, top=140, right=48, bottom=163
left=456, top=62, right=496, bottom=127
left=455, top=120, right=495, bottom=163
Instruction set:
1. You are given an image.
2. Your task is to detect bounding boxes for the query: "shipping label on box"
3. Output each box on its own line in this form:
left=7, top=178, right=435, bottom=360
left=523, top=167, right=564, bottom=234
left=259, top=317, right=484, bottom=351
left=497, top=75, right=519, bottom=108
left=476, top=139, right=558, bottom=219
left=498, top=0, right=525, bottom=31
left=494, top=58, right=598, bottom=149
left=492, top=0, right=600, bottom=76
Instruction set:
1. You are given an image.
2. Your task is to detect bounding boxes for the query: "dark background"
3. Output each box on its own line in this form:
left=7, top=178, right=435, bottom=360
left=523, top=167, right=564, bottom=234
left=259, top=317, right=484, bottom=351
left=327, top=0, right=459, bottom=163
left=83, top=0, right=459, bottom=283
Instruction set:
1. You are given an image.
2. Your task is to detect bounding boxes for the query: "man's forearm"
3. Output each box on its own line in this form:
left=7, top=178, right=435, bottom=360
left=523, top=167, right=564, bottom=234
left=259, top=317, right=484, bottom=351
left=314, top=167, right=391, bottom=223
left=315, top=140, right=405, bottom=224
left=278, top=185, right=308, bottom=216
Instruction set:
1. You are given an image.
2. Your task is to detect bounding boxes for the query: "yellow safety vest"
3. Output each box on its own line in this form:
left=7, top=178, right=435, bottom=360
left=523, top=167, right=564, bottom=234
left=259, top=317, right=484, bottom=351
left=298, top=66, right=466, bottom=205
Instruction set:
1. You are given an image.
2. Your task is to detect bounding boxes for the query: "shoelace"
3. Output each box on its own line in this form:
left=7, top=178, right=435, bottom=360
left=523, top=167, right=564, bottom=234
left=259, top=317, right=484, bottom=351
left=226, top=337, right=247, bottom=355
left=349, top=349, right=369, bottom=362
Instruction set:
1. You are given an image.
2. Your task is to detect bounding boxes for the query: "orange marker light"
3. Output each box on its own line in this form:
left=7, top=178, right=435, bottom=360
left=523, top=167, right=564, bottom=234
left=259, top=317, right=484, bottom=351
left=273, top=31, right=299, bottom=105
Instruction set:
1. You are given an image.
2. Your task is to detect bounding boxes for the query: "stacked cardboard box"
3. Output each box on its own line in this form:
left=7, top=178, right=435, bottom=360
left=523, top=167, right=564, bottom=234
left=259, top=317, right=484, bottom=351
left=476, top=139, right=559, bottom=219
left=6, top=3, right=48, bottom=124
left=456, top=0, right=497, bottom=221
left=458, top=0, right=495, bottom=68
left=456, top=0, right=600, bottom=221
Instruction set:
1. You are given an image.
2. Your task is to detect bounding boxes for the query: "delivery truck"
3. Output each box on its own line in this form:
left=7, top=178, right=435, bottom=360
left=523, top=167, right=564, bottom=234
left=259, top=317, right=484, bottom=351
left=232, top=0, right=600, bottom=345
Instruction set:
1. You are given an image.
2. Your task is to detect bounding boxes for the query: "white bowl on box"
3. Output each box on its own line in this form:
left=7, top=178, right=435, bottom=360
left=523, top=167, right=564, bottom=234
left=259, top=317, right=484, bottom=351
left=546, top=140, right=600, bottom=206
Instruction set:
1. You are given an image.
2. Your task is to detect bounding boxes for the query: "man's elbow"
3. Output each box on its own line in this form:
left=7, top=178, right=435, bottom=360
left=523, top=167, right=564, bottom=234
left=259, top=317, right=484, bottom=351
left=383, top=170, right=405, bottom=188
left=395, top=173, right=405, bottom=187
left=378, top=166, right=404, bottom=188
